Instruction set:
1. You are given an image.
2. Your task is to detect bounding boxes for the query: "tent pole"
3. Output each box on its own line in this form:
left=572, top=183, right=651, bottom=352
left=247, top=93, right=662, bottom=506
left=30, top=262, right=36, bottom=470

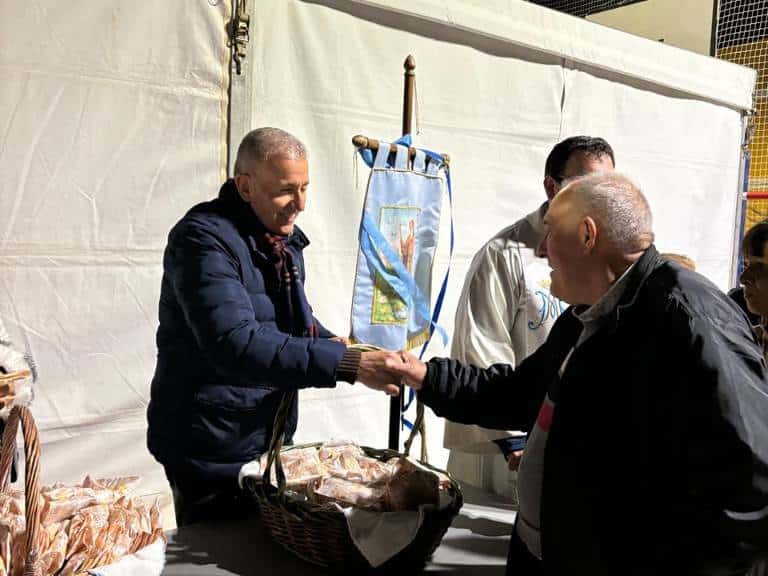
left=386, top=55, right=417, bottom=451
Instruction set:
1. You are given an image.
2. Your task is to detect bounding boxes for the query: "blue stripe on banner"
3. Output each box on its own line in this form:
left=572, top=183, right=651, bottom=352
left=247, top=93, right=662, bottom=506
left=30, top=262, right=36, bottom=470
left=402, top=163, right=455, bottom=424
left=360, top=213, right=448, bottom=343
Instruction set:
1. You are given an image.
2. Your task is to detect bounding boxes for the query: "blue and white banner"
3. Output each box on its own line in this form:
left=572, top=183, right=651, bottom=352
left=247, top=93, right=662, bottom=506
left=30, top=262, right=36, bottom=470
left=351, top=140, right=449, bottom=351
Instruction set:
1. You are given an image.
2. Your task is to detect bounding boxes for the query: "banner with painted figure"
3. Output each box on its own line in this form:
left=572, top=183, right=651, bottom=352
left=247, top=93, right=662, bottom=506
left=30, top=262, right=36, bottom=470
left=351, top=139, right=451, bottom=352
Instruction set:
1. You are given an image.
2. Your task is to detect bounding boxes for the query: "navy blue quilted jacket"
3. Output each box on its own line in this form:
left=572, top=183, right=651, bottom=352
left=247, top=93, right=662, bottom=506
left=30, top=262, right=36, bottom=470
left=147, top=181, right=345, bottom=483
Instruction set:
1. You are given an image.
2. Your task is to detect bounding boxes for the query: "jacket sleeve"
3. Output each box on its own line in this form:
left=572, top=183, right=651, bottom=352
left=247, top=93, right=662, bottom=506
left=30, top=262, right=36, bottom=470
left=313, top=317, right=335, bottom=339
left=421, top=309, right=581, bottom=432
left=683, top=304, right=768, bottom=556
left=168, top=219, right=346, bottom=389
left=419, top=311, right=581, bottom=432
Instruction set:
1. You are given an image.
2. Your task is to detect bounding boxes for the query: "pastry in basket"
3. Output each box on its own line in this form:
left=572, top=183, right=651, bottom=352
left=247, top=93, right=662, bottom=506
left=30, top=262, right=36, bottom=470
left=0, top=491, right=23, bottom=518
left=385, top=458, right=439, bottom=511
left=38, top=521, right=69, bottom=575
left=0, top=515, right=25, bottom=576
left=308, top=476, right=387, bottom=510
left=83, top=475, right=141, bottom=495
left=386, top=456, right=453, bottom=490
left=66, top=503, right=111, bottom=557
left=318, top=442, right=364, bottom=460
left=259, top=446, right=328, bottom=489
left=319, top=442, right=391, bottom=484
left=355, top=455, right=392, bottom=484
left=320, top=444, right=364, bottom=481
left=41, top=486, right=100, bottom=524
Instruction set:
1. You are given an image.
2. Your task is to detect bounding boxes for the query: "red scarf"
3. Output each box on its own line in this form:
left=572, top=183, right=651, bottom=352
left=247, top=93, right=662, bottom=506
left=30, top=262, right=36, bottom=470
left=258, top=233, right=318, bottom=338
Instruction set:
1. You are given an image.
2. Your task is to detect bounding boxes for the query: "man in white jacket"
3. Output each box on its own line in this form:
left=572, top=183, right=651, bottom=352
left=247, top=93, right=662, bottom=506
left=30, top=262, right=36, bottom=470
left=445, top=136, right=614, bottom=500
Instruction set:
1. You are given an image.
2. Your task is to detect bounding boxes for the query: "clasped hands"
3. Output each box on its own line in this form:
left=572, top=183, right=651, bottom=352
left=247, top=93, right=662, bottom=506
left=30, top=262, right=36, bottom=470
left=355, top=350, right=427, bottom=396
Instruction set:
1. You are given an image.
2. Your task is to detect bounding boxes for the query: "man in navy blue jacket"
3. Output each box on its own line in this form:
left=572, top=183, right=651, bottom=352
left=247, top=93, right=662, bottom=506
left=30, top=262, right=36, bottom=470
left=147, top=128, right=397, bottom=526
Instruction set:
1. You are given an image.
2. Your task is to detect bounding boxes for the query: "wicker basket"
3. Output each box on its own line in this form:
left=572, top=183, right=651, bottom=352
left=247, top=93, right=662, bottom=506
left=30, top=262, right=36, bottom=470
left=246, top=390, right=463, bottom=573
left=0, top=405, right=44, bottom=575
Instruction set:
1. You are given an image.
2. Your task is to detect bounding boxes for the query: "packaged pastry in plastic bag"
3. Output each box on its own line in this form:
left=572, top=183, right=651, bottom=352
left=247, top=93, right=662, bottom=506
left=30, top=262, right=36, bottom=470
left=259, top=447, right=327, bottom=488
left=38, top=521, right=69, bottom=575
left=308, top=477, right=387, bottom=510
left=385, top=458, right=439, bottom=511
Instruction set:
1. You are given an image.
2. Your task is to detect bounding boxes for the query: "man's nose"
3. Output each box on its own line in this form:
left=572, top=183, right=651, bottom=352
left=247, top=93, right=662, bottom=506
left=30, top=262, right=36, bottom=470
left=294, top=190, right=306, bottom=212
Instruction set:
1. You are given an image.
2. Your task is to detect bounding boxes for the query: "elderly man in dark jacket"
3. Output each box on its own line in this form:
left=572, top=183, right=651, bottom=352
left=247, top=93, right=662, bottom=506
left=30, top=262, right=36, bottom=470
left=147, top=127, right=397, bottom=526
left=384, top=172, right=768, bottom=575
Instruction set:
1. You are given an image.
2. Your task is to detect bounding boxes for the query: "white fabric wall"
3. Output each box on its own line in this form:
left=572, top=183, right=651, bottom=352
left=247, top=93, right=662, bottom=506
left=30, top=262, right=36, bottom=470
left=0, top=0, right=752, bottom=527
left=241, top=0, right=750, bottom=467
left=0, top=0, right=230, bottom=512
left=560, top=70, right=743, bottom=288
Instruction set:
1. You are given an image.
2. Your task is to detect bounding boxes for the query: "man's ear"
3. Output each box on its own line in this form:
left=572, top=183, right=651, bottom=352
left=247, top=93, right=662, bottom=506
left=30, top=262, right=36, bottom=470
left=582, top=216, right=598, bottom=251
left=234, top=173, right=251, bottom=201
left=543, top=176, right=559, bottom=201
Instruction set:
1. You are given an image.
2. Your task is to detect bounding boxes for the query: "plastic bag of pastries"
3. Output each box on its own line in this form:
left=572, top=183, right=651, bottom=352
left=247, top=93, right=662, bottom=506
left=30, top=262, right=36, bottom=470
left=308, top=477, right=387, bottom=511
left=259, top=447, right=328, bottom=489
left=384, top=458, right=439, bottom=511
left=37, top=520, right=69, bottom=575
left=66, top=503, right=111, bottom=558
left=0, top=515, right=26, bottom=576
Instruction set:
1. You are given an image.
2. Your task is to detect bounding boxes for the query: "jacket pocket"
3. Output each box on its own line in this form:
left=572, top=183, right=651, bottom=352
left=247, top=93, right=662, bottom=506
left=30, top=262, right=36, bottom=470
left=193, top=384, right=285, bottom=413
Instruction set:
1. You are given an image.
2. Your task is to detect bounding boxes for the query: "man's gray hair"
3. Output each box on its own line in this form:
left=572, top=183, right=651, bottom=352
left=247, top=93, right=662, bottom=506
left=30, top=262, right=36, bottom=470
left=569, top=172, right=654, bottom=253
left=234, top=127, right=307, bottom=175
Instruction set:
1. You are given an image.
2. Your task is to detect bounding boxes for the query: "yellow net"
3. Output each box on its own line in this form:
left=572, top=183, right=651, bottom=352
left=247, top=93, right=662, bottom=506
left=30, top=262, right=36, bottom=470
left=746, top=193, right=768, bottom=232
left=716, top=1, right=768, bottom=236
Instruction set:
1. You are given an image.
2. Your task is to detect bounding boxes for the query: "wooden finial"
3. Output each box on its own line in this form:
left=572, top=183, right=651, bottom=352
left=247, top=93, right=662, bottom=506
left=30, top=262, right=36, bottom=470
left=404, top=55, right=416, bottom=74
left=352, top=134, right=369, bottom=148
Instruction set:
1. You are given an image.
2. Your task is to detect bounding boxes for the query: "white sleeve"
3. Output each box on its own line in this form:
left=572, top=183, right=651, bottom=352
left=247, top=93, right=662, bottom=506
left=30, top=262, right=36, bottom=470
left=451, top=241, right=523, bottom=369
left=444, top=241, right=525, bottom=451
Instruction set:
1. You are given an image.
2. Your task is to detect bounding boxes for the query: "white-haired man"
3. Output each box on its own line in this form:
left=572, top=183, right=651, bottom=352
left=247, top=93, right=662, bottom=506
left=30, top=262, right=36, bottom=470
left=446, top=136, right=615, bottom=500
left=148, top=127, right=399, bottom=526
left=382, top=173, right=768, bottom=575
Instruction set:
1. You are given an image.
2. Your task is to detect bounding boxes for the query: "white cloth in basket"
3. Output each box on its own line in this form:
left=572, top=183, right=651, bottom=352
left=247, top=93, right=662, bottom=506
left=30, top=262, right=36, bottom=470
left=239, top=458, right=447, bottom=567
left=341, top=505, right=424, bottom=567
left=87, top=539, right=165, bottom=576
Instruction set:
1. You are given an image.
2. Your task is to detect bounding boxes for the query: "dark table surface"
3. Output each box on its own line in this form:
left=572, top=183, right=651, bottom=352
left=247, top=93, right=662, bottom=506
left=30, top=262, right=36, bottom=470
left=163, top=484, right=515, bottom=575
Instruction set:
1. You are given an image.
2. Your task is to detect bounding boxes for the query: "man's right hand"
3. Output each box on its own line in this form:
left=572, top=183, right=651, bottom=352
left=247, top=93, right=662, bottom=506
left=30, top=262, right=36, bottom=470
left=356, top=351, right=404, bottom=396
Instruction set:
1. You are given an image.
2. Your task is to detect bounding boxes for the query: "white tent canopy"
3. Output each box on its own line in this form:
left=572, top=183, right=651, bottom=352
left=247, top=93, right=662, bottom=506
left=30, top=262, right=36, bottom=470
left=239, top=0, right=754, bottom=468
left=0, top=0, right=755, bottom=524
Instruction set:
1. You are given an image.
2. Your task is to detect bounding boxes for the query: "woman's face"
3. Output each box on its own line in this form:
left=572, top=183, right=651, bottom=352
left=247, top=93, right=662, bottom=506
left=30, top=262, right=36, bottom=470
left=740, top=245, right=768, bottom=318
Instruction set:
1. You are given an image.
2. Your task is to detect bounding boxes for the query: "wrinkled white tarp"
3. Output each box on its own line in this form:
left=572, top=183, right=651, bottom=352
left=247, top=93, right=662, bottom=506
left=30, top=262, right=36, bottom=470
left=0, top=0, right=231, bottom=524
left=0, top=0, right=754, bottom=528
left=240, top=0, right=751, bottom=468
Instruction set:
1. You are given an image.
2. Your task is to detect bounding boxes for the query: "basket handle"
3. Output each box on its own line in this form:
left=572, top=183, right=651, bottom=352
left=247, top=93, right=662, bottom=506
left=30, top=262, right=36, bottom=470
left=262, top=390, right=296, bottom=497
left=402, top=400, right=428, bottom=462
left=0, top=405, right=43, bottom=576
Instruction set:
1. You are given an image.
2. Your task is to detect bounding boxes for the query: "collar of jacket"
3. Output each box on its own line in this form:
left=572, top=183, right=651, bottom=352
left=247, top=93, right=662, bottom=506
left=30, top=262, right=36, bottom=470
left=615, top=243, right=661, bottom=313
left=218, top=179, right=310, bottom=257
left=571, top=244, right=661, bottom=329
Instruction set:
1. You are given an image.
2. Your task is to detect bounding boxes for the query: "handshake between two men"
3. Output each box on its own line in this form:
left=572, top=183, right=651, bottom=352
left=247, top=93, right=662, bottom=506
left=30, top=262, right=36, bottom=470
left=353, top=350, right=427, bottom=395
